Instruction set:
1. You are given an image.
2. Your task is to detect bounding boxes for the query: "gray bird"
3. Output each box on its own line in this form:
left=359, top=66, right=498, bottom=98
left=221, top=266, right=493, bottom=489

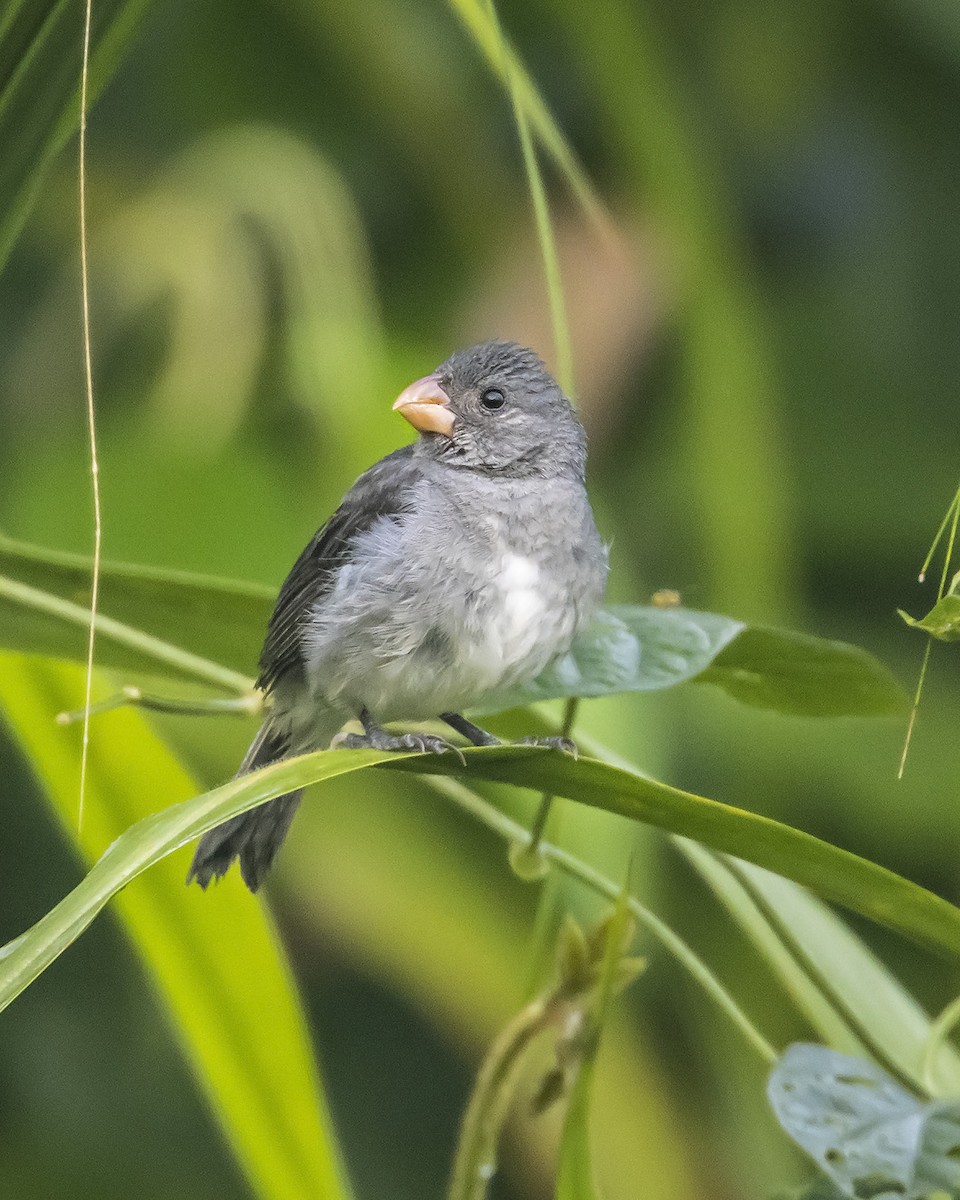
left=188, top=341, right=607, bottom=891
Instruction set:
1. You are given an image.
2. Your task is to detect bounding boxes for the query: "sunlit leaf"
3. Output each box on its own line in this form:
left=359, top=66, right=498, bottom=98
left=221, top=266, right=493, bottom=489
left=768, top=1043, right=960, bottom=1199
left=0, top=656, right=351, bottom=1200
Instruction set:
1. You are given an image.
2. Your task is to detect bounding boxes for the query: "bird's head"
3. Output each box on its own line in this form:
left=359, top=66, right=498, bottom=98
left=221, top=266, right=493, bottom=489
left=393, top=341, right=587, bottom=479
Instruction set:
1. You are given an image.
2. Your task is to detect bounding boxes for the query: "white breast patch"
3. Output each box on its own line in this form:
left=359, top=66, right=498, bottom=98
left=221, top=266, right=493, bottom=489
left=499, top=553, right=543, bottom=631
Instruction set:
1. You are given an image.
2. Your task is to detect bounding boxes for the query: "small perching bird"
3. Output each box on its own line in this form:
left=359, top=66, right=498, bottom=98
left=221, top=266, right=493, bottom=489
left=188, top=341, right=608, bottom=891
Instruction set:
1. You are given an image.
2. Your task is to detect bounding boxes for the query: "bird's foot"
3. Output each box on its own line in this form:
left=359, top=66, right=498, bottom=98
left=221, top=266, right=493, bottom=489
left=332, top=722, right=466, bottom=764
left=516, top=735, right=578, bottom=759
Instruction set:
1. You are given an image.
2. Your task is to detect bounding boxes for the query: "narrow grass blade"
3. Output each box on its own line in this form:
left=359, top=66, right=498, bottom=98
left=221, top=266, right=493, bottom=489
left=5, top=739, right=960, bottom=1029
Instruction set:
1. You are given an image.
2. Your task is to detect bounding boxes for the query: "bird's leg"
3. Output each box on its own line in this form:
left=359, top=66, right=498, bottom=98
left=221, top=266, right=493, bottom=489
left=441, top=713, right=501, bottom=746
left=332, top=707, right=459, bottom=757
left=441, top=712, right=576, bottom=756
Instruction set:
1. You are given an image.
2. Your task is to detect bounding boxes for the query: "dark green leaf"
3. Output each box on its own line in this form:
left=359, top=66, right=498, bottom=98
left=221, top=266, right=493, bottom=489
left=769, top=1044, right=960, bottom=1199
left=699, top=626, right=907, bottom=716
left=899, top=597, right=960, bottom=643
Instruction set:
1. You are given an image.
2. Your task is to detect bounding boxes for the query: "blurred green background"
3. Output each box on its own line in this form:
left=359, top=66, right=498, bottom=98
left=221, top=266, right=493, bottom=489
left=2, top=0, right=959, bottom=1196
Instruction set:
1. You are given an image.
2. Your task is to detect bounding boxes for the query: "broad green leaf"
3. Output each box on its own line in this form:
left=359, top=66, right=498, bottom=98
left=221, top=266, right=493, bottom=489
left=6, top=742, right=960, bottom=1019
left=0, top=535, right=906, bottom=716
left=0, top=0, right=151, bottom=269
left=484, top=606, right=742, bottom=708
left=698, top=625, right=907, bottom=716
left=0, top=656, right=351, bottom=1200
left=899, top=596, right=960, bottom=643
left=768, top=1044, right=960, bottom=1199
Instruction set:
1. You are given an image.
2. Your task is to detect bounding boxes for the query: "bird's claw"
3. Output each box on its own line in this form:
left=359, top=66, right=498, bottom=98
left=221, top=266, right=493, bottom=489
left=332, top=728, right=465, bottom=764
left=516, top=735, right=578, bottom=759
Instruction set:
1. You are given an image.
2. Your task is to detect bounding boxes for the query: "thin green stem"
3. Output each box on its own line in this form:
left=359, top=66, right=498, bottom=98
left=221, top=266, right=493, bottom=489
left=935, top=485, right=960, bottom=597
left=446, top=992, right=560, bottom=1200
left=918, top=480, right=960, bottom=584
left=900, top=479, right=960, bottom=777
left=428, top=774, right=777, bottom=1066
left=445, top=0, right=612, bottom=238
left=0, top=574, right=253, bottom=695
left=55, top=686, right=261, bottom=726
left=899, top=637, right=933, bottom=780
left=526, top=697, right=580, bottom=858
left=482, top=0, right=573, bottom=393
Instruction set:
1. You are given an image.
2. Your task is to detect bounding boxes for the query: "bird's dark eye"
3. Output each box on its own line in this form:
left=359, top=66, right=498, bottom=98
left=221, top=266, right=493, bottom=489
left=480, top=387, right=505, bottom=411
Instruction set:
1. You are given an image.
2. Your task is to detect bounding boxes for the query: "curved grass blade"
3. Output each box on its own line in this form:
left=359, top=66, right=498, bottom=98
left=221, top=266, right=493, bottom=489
left=445, top=0, right=610, bottom=234
left=0, top=656, right=351, bottom=1200
left=726, top=858, right=960, bottom=1096
left=5, top=742, right=960, bottom=1023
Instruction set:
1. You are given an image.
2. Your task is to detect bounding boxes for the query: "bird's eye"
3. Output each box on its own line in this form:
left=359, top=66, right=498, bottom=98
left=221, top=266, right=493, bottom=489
left=480, top=387, right=506, bottom=411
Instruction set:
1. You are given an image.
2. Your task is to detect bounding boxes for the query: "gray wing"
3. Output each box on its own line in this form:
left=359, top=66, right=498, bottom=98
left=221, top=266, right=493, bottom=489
left=258, top=444, right=422, bottom=692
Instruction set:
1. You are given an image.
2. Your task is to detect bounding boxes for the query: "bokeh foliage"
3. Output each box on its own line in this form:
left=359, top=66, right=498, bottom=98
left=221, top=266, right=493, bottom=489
left=1, top=0, right=959, bottom=1198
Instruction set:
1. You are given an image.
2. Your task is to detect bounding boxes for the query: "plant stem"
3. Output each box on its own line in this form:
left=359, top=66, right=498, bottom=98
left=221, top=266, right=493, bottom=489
left=446, top=993, right=563, bottom=1200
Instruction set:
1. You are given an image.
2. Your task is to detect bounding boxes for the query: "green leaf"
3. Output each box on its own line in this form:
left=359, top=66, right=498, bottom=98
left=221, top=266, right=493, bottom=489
left=6, top=742, right=960, bottom=1021
left=768, top=1043, right=960, bottom=1199
left=0, top=656, right=351, bottom=1200
left=484, top=605, right=743, bottom=708
left=698, top=625, right=907, bottom=716
left=899, top=596, right=960, bottom=643
left=0, top=0, right=152, bottom=270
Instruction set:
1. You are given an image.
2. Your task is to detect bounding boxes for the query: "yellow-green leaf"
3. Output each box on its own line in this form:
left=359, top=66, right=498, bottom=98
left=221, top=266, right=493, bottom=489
left=0, top=655, right=351, bottom=1200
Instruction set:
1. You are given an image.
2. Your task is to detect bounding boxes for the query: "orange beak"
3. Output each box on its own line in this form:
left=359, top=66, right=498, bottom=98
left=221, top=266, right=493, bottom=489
left=392, top=373, right=456, bottom=437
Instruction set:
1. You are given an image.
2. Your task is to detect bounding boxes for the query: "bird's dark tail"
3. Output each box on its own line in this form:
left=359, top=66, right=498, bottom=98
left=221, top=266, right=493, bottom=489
left=187, top=722, right=302, bottom=892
